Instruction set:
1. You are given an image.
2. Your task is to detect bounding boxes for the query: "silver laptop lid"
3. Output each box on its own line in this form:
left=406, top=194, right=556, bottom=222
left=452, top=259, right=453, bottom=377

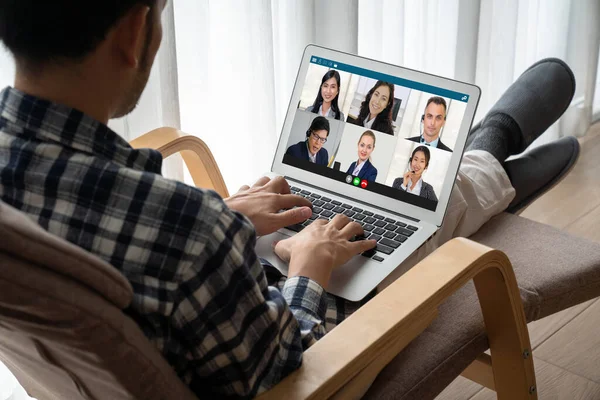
left=272, top=45, right=481, bottom=227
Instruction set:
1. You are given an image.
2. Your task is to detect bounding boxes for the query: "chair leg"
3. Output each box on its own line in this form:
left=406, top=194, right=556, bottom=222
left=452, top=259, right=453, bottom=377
left=473, top=267, right=537, bottom=399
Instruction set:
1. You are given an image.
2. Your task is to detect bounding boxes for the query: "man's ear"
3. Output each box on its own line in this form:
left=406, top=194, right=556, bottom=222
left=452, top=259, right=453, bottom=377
left=112, top=4, right=150, bottom=68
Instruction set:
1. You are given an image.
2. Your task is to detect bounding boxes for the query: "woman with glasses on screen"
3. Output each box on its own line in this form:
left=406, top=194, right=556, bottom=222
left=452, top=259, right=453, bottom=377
left=347, top=80, right=395, bottom=135
left=305, top=70, right=345, bottom=121
left=285, top=116, right=330, bottom=166
left=392, top=145, right=438, bottom=201
left=346, top=130, right=378, bottom=181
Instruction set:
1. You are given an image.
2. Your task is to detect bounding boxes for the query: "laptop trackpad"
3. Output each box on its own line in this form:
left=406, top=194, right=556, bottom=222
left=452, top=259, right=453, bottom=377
left=256, top=231, right=292, bottom=276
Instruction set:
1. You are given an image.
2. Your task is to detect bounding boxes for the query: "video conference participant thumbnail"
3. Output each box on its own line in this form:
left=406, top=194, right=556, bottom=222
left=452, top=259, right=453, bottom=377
left=392, top=145, right=438, bottom=201
left=305, top=70, right=345, bottom=121
left=346, top=80, right=395, bottom=136
left=407, top=96, right=452, bottom=152
left=285, top=116, right=330, bottom=166
left=346, top=130, right=378, bottom=181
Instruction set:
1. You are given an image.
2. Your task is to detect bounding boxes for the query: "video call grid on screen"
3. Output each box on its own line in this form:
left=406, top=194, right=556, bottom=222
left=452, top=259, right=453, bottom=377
left=282, top=55, right=471, bottom=213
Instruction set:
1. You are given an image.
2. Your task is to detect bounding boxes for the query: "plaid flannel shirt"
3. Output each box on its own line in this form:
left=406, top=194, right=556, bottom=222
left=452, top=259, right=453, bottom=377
left=0, top=87, right=371, bottom=398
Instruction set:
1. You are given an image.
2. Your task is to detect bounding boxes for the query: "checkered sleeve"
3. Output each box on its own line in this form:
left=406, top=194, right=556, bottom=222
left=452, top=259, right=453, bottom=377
left=173, top=195, right=328, bottom=398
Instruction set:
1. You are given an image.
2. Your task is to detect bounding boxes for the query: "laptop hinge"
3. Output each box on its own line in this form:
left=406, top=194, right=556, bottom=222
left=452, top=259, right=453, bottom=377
left=286, top=177, right=421, bottom=223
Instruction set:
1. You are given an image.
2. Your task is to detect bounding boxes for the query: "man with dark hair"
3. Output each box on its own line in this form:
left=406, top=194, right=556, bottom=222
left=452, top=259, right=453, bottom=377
left=0, top=1, right=581, bottom=398
left=407, top=96, right=453, bottom=152
left=285, top=115, right=331, bottom=165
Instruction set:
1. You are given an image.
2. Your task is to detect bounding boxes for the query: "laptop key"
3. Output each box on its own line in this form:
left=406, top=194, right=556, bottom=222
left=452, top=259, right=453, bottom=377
left=372, top=255, right=384, bottom=262
left=373, top=227, right=385, bottom=235
left=396, top=227, right=414, bottom=237
left=380, top=238, right=401, bottom=249
left=309, top=212, right=318, bottom=220
left=341, top=203, right=352, bottom=209
left=352, top=207, right=364, bottom=213
left=331, top=200, right=342, bottom=206
left=376, top=243, right=394, bottom=255
left=374, top=220, right=387, bottom=228
left=322, top=203, right=334, bottom=210
left=300, top=190, right=311, bottom=195
left=286, top=223, right=304, bottom=232
left=361, top=248, right=376, bottom=258
left=343, top=210, right=356, bottom=217
left=363, top=216, right=376, bottom=224
left=313, top=206, right=323, bottom=214
left=302, top=220, right=313, bottom=227
left=363, top=210, right=374, bottom=216
left=333, top=206, right=345, bottom=213
left=384, top=217, right=396, bottom=224
left=313, top=199, right=325, bottom=207
left=321, top=210, right=333, bottom=218
left=374, top=214, right=384, bottom=220
left=396, top=222, right=407, bottom=228
left=407, top=225, right=418, bottom=231
left=363, top=224, right=375, bottom=232
left=321, top=196, right=331, bottom=202
left=385, top=223, right=398, bottom=231
left=310, top=194, right=321, bottom=199
left=354, top=213, right=366, bottom=221
left=394, top=235, right=407, bottom=243
left=383, top=231, right=396, bottom=239
left=368, top=234, right=382, bottom=242
left=290, top=186, right=300, bottom=191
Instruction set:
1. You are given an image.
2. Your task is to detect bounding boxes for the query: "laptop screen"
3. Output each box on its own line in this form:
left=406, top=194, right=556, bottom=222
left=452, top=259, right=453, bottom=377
left=281, top=55, right=472, bottom=212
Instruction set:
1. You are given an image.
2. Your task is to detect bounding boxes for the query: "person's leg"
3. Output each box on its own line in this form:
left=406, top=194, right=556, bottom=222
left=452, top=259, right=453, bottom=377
left=378, top=58, right=577, bottom=289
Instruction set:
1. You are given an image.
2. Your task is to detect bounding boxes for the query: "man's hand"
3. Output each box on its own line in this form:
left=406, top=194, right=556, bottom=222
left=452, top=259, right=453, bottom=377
left=224, top=176, right=312, bottom=236
left=273, top=215, right=377, bottom=288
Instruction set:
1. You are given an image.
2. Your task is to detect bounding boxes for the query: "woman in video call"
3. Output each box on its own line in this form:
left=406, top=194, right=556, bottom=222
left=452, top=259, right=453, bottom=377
left=285, top=116, right=330, bottom=166
left=346, top=130, right=378, bottom=181
left=305, top=70, right=345, bottom=120
left=347, top=80, right=395, bottom=135
left=392, top=145, right=438, bottom=201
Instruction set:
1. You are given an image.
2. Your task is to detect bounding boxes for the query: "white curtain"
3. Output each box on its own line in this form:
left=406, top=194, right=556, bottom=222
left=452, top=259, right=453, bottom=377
left=165, top=0, right=600, bottom=192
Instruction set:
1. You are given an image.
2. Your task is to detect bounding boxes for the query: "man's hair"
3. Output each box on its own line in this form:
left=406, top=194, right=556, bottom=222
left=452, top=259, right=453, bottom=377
left=0, top=0, right=156, bottom=67
left=309, top=116, right=331, bottom=136
left=425, top=96, right=447, bottom=117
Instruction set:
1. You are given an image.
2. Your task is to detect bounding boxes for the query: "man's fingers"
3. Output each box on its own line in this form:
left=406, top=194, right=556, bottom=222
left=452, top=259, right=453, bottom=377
left=272, top=206, right=312, bottom=227
left=238, top=185, right=250, bottom=192
left=329, top=214, right=351, bottom=230
left=276, top=194, right=312, bottom=209
left=264, top=175, right=291, bottom=194
left=349, top=239, right=377, bottom=254
left=252, top=176, right=271, bottom=188
left=340, top=221, right=364, bottom=239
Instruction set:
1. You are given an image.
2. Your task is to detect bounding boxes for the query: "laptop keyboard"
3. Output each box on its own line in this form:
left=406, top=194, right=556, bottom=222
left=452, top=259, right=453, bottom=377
left=287, top=186, right=420, bottom=262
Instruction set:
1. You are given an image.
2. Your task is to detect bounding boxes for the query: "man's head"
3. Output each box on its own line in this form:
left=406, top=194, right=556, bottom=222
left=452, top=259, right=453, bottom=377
left=306, top=116, right=330, bottom=156
left=422, top=96, right=447, bottom=142
left=0, top=0, right=166, bottom=121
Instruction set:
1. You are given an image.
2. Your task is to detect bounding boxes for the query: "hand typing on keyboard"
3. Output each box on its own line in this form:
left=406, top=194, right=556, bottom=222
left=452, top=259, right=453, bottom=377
left=224, top=176, right=312, bottom=236
left=273, top=214, right=376, bottom=289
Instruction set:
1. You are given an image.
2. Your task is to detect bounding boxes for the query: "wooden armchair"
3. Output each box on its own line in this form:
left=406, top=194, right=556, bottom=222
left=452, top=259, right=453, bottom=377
left=4, top=128, right=599, bottom=400
left=130, top=128, right=537, bottom=399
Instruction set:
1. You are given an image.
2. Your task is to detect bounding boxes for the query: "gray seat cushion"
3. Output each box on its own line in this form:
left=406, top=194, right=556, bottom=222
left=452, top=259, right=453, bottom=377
left=364, top=212, right=600, bottom=399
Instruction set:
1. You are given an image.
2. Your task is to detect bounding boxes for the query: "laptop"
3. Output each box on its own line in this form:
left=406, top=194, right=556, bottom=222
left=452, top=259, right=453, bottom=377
left=255, top=45, right=481, bottom=301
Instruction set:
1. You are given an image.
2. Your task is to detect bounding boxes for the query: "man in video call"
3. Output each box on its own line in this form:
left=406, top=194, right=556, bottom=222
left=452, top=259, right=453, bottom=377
left=0, top=0, right=580, bottom=398
left=285, top=115, right=330, bottom=166
left=407, top=96, right=453, bottom=152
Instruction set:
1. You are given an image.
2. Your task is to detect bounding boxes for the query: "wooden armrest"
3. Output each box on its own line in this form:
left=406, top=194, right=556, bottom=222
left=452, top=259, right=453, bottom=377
left=258, top=237, right=536, bottom=400
left=130, top=127, right=230, bottom=198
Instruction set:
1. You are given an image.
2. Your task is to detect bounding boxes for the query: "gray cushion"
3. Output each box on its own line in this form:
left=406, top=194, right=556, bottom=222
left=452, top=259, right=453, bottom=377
left=364, top=212, right=600, bottom=399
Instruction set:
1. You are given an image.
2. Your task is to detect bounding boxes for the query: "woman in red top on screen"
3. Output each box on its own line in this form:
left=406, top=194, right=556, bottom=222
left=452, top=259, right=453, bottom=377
left=305, top=70, right=345, bottom=120
left=347, top=80, right=395, bottom=135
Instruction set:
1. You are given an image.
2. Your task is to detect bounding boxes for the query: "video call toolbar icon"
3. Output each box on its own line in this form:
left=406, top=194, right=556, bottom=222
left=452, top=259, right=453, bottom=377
left=345, top=175, right=353, bottom=184
left=353, top=177, right=360, bottom=186
left=461, top=95, right=467, bottom=101
left=360, top=179, right=368, bottom=189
